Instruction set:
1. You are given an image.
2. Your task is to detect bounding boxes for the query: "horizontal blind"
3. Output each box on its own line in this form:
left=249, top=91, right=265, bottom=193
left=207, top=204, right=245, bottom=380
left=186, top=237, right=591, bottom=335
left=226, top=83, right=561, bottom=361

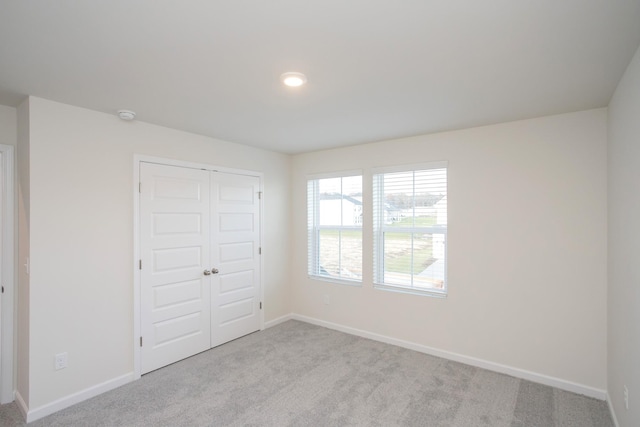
left=373, top=165, right=447, bottom=295
left=308, top=175, right=363, bottom=284
left=307, top=179, right=319, bottom=276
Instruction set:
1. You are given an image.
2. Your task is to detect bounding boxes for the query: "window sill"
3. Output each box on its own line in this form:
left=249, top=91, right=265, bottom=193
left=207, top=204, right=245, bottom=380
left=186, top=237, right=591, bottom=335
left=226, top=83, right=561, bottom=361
left=309, top=275, right=363, bottom=287
left=374, top=283, right=447, bottom=298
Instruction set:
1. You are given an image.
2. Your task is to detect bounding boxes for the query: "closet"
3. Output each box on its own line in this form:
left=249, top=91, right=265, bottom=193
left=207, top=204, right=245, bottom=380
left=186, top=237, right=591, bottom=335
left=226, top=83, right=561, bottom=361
left=139, top=162, right=261, bottom=374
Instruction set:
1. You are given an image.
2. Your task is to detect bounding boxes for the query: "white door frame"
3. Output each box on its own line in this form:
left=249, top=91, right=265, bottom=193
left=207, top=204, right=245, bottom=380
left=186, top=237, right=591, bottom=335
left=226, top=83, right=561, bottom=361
left=132, top=155, right=264, bottom=379
left=0, top=144, right=15, bottom=404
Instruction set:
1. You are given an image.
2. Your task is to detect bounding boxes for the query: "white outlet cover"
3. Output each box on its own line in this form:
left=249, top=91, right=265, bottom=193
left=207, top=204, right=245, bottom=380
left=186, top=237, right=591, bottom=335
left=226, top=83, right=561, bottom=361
left=54, top=352, right=68, bottom=370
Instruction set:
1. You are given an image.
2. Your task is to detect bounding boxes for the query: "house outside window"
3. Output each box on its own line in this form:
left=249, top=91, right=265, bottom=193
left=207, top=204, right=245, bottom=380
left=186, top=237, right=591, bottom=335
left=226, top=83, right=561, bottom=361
left=373, top=163, right=447, bottom=296
left=307, top=173, right=362, bottom=284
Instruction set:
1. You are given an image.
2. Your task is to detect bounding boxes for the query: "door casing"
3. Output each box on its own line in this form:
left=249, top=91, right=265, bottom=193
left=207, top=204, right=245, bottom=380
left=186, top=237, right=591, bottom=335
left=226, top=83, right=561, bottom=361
left=0, top=145, right=14, bottom=404
left=133, top=155, right=264, bottom=379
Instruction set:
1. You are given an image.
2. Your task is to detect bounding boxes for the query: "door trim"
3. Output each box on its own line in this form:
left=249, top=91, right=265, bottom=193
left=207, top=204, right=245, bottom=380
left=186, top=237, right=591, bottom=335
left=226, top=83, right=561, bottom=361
left=0, top=144, right=15, bottom=404
left=133, top=155, right=264, bottom=379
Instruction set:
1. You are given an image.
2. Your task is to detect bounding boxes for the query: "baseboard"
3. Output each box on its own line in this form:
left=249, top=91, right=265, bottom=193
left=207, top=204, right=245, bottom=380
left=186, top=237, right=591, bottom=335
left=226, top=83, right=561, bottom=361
left=264, top=313, right=293, bottom=329
left=607, top=392, right=620, bottom=427
left=14, top=390, right=27, bottom=420
left=291, top=313, right=607, bottom=401
left=24, top=372, right=134, bottom=423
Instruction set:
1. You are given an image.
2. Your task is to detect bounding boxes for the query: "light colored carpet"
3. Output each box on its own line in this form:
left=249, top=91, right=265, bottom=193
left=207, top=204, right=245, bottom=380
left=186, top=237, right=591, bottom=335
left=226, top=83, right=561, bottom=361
left=0, top=320, right=613, bottom=426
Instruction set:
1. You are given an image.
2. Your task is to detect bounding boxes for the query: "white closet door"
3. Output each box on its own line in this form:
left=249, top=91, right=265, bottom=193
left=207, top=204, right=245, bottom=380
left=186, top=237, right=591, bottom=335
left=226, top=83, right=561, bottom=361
left=140, top=163, right=211, bottom=374
left=210, top=172, right=261, bottom=347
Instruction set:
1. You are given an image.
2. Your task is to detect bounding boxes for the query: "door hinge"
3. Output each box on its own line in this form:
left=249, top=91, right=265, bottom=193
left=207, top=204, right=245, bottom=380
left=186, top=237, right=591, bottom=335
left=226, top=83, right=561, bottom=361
left=140, top=337, right=143, bottom=347
left=139, top=260, right=142, bottom=270
left=139, top=182, right=141, bottom=193
left=260, top=302, right=262, bottom=309
left=1, top=286, right=4, bottom=294
left=258, top=191, right=262, bottom=200
left=258, top=247, right=262, bottom=255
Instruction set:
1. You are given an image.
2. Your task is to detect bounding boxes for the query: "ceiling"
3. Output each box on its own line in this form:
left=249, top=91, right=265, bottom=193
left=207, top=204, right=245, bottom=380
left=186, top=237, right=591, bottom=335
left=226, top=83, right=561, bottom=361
left=1, top=1, right=639, bottom=154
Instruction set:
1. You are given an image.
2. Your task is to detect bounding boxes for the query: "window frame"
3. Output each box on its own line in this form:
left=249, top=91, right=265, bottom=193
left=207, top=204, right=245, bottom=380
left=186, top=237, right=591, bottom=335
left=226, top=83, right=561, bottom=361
left=372, top=162, right=448, bottom=298
left=307, top=170, right=363, bottom=286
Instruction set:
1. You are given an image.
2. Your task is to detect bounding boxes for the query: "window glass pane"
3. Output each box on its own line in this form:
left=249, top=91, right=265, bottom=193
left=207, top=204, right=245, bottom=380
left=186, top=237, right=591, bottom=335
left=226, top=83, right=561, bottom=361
left=308, top=174, right=362, bottom=284
left=340, top=229, right=362, bottom=280
left=383, top=171, right=413, bottom=225
left=342, top=175, right=362, bottom=196
left=374, top=165, right=447, bottom=295
left=415, top=232, right=445, bottom=290
left=318, top=176, right=362, bottom=226
left=383, top=232, right=413, bottom=285
left=415, top=169, right=447, bottom=227
left=319, top=229, right=363, bottom=280
left=319, top=229, right=340, bottom=277
left=318, top=177, right=343, bottom=226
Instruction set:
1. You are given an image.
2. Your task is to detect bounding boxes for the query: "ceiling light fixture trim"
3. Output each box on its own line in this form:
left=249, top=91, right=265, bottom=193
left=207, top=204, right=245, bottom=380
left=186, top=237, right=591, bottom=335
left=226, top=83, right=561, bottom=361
left=280, top=72, right=307, bottom=87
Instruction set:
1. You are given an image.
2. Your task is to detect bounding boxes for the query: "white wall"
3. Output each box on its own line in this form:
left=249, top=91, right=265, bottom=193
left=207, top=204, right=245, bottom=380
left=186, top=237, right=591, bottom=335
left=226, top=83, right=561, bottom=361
left=291, top=109, right=608, bottom=392
left=20, top=97, right=291, bottom=410
left=608, top=44, right=640, bottom=426
left=0, top=105, right=17, bottom=147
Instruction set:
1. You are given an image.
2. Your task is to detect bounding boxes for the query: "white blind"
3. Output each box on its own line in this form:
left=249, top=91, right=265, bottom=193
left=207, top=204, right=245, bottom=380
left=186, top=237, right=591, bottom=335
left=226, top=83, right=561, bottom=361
left=307, top=179, right=319, bottom=277
left=373, top=165, right=447, bottom=295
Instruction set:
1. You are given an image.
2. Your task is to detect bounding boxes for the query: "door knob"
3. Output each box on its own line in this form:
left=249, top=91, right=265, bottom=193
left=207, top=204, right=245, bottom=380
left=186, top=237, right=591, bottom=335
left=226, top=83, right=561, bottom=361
left=211, top=268, right=219, bottom=274
left=204, top=270, right=211, bottom=276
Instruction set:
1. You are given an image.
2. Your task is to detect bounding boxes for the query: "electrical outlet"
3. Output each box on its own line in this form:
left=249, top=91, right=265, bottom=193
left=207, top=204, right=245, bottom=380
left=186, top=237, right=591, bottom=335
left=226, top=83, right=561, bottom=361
left=323, top=294, right=330, bottom=305
left=54, top=352, right=68, bottom=370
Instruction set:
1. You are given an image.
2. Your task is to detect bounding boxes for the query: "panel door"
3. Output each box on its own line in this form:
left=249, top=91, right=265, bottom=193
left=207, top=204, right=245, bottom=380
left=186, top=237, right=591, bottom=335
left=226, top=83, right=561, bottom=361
left=140, top=163, right=211, bottom=374
left=210, top=172, right=261, bottom=347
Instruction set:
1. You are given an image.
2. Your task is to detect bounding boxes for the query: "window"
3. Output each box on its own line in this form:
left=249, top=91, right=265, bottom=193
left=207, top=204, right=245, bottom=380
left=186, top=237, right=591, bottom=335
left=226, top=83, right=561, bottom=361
left=308, top=173, right=363, bottom=284
left=373, top=163, right=447, bottom=296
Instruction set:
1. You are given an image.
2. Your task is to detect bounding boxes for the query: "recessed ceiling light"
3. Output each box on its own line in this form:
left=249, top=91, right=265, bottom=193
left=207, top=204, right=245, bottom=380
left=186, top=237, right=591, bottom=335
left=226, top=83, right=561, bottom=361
left=280, top=72, right=307, bottom=87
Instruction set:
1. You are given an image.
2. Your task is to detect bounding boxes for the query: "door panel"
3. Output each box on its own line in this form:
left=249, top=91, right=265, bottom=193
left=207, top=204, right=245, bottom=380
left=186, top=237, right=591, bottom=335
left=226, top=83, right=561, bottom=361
left=140, top=163, right=262, bottom=372
left=219, top=213, right=254, bottom=231
left=140, top=163, right=211, bottom=374
left=153, top=279, right=202, bottom=308
left=153, top=213, right=202, bottom=235
left=211, top=172, right=261, bottom=347
left=219, top=270, right=254, bottom=293
left=154, top=312, right=203, bottom=346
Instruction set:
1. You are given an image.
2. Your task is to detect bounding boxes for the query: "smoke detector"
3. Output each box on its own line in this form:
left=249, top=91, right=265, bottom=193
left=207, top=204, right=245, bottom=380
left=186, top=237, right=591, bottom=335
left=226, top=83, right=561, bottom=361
left=117, top=110, right=136, bottom=121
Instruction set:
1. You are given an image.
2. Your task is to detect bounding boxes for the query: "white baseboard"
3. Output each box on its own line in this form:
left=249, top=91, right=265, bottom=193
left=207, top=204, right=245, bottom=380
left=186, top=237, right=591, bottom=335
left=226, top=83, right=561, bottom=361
left=264, top=313, right=293, bottom=329
left=16, top=315, right=609, bottom=423
left=607, top=392, right=620, bottom=427
left=24, top=372, right=134, bottom=423
left=291, top=313, right=607, bottom=401
left=17, top=314, right=287, bottom=423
